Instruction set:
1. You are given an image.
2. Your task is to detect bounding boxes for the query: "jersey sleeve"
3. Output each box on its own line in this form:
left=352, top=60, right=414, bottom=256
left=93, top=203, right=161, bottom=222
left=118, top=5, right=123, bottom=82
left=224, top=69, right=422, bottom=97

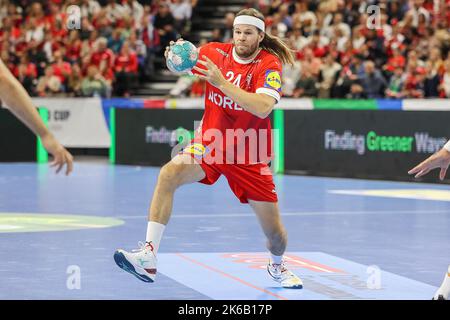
left=254, top=56, right=283, bottom=103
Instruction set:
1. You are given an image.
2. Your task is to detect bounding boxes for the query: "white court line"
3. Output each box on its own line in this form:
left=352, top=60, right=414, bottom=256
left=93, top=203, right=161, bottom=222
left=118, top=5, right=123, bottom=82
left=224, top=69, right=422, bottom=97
left=116, top=209, right=450, bottom=219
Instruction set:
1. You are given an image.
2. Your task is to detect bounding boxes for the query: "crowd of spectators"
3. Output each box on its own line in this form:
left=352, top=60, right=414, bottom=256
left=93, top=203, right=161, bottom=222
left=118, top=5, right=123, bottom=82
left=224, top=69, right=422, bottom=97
left=255, top=0, right=450, bottom=99
left=1, top=0, right=450, bottom=99
left=0, top=0, right=196, bottom=97
left=172, top=0, right=450, bottom=99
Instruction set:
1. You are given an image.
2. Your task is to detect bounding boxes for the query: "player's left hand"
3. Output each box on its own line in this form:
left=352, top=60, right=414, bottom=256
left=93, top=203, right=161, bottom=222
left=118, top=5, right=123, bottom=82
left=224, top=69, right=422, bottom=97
left=193, top=55, right=226, bottom=88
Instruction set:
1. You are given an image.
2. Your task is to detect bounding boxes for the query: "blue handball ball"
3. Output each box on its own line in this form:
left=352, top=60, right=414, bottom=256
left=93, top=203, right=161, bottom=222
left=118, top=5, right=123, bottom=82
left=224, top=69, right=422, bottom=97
left=166, top=40, right=199, bottom=73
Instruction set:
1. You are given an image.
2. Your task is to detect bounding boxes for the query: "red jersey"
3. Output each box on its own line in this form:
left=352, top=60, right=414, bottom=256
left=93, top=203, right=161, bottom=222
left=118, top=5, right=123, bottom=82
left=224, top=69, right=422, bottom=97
left=51, top=62, right=72, bottom=83
left=114, top=52, right=138, bottom=73
left=191, top=42, right=282, bottom=165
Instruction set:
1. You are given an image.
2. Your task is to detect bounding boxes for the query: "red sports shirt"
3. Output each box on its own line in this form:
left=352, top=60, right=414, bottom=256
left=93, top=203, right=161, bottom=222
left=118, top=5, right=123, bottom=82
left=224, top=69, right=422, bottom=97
left=191, top=42, right=282, bottom=165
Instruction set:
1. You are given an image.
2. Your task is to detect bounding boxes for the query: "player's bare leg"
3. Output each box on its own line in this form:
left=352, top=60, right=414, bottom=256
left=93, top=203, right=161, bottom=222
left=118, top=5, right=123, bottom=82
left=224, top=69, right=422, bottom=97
left=114, top=154, right=205, bottom=282
left=149, top=154, right=205, bottom=225
left=249, top=200, right=303, bottom=289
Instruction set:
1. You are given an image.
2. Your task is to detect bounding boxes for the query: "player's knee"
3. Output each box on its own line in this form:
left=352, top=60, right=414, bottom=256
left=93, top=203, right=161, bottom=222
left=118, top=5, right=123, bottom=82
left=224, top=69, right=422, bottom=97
left=158, top=162, right=186, bottom=190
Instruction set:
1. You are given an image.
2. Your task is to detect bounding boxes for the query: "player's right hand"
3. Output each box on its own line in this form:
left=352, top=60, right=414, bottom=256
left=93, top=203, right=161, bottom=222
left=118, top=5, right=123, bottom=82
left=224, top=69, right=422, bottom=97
left=408, top=148, right=450, bottom=180
left=41, top=132, right=74, bottom=175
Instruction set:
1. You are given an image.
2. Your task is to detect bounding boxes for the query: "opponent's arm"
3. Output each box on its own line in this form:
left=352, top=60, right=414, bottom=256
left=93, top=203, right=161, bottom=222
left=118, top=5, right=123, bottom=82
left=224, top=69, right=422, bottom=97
left=0, top=58, right=73, bottom=175
left=194, top=55, right=276, bottom=119
left=0, top=58, right=49, bottom=138
left=408, top=140, right=450, bottom=180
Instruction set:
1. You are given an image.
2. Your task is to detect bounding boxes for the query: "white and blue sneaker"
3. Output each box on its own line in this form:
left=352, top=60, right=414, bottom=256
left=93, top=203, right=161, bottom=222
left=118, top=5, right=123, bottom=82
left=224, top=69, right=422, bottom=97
left=114, top=241, right=157, bottom=283
left=267, top=260, right=303, bottom=289
left=432, top=265, right=450, bottom=300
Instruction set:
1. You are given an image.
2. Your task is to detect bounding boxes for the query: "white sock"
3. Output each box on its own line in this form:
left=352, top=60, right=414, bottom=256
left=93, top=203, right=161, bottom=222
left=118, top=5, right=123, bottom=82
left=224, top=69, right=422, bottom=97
left=434, top=265, right=450, bottom=300
left=145, top=221, right=166, bottom=255
left=270, top=253, right=283, bottom=265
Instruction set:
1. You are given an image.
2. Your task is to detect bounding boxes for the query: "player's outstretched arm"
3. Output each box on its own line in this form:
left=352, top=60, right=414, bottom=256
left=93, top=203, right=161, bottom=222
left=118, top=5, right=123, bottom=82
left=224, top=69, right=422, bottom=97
left=408, top=143, right=450, bottom=180
left=0, top=58, right=73, bottom=175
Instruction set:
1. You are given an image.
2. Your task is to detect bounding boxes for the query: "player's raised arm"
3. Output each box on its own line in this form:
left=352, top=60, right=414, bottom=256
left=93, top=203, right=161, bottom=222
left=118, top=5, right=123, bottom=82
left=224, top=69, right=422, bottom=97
left=194, top=55, right=276, bottom=118
left=0, top=58, right=73, bottom=175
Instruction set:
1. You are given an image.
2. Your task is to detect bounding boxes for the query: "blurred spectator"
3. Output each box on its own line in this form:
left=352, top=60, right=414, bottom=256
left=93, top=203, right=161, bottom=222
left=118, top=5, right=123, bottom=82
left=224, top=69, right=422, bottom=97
left=81, top=65, right=108, bottom=97
left=406, top=50, right=425, bottom=75
left=128, top=31, right=147, bottom=74
left=308, top=30, right=330, bottom=58
left=89, top=37, right=115, bottom=80
left=347, top=82, right=367, bottom=99
left=292, top=1, right=317, bottom=32
left=351, top=25, right=366, bottom=51
left=141, top=9, right=160, bottom=79
left=365, top=29, right=387, bottom=67
left=154, top=1, right=177, bottom=55
left=440, top=60, right=450, bottom=98
left=105, top=0, right=126, bottom=25
left=423, top=61, right=441, bottom=98
left=360, top=61, right=387, bottom=98
left=385, top=66, right=406, bottom=99
left=383, top=46, right=406, bottom=81
left=269, top=13, right=288, bottom=38
left=332, top=64, right=360, bottom=98
left=113, top=41, right=138, bottom=97
left=282, top=39, right=302, bottom=97
left=386, top=0, right=407, bottom=25
left=282, top=58, right=302, bottom=97
left=380, top=13, right=393, bottom=41
left=36, top=66, right=63, bottom=97
left=24, top=17, right=44, bottom=46
left=290, top=22, right=307, bottom=50
left=221, top=12, right=235, bottom=43
left=80, top=0, right=101, bottom=20
left=299, top=47, right=322, bottom=77
left=169, top=0, right=192, bottom=33
left=27, top=2, right=45, bottom=26
left=404, top=0, right=431, bottom=28
left=27, top=43, right=48, bottom=77
left=65, top=30, right=82, bottom=65
left=210, top=28, right=223, bottom=43
left=50, top=50, right=72, bottom=90
left=67, top=63, right=83, bottom=97
left=428, top=47, right=445, bottom=75
left=108, top=28, right=125, bottom=54
left=318, top=53, right=341, bottom=98
left=293, top=67, right=318, bottom=98
left=15, top=54, right=37, bottom=96
left=122, top=0, right=144, bottom=30
left=79, top=17, right=95, bottom=41
left=334, top=26, right=349, bottom=53
left=403, top=66, right=427, bottom=98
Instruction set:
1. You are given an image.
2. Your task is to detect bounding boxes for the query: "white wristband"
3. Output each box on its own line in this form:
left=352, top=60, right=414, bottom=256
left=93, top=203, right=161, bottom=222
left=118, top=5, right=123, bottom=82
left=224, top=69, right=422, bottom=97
left=444, top=139, right=450, bottom=152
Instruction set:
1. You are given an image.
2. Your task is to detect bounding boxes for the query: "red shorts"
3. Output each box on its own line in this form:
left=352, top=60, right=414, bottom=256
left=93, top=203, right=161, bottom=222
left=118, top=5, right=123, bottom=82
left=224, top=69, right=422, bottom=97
left=182, top=144, right=278, bottom=204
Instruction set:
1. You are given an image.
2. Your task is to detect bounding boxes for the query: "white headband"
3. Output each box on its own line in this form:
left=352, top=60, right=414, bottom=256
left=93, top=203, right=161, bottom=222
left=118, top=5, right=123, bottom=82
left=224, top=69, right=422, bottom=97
left=233, top=15, right=265, bottom=32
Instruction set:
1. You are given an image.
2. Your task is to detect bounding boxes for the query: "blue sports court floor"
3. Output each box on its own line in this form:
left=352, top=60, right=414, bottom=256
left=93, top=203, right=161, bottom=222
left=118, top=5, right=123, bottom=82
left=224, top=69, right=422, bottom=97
left=0, top=162, right=449, bottom=300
